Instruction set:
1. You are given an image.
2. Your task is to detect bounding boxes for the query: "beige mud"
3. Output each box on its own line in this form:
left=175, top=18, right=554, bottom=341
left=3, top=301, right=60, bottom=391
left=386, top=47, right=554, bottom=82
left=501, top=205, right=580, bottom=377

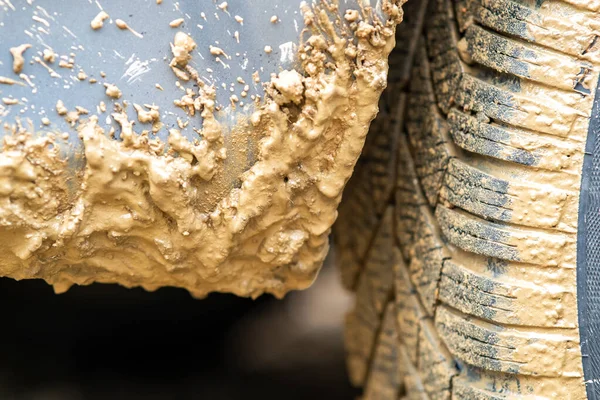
left=0, top=1, right=404, bottom=298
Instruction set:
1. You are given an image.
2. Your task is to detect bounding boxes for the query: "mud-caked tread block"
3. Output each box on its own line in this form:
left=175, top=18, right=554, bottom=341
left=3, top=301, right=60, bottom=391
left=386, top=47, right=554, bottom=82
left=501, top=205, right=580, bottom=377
left=389, top=0, right=430, bottom=87
left=441, top=158, right=512, bottom=223
left=345, top=309, right=378, bottom=387
left=439, top=257, right=578, bottom=328
left=468, top=0, right=600, bottom=59
left=407, top=206, right=449, bottom=316
left=346, top=262, right=385, bottom=386
left=441, top=158, right=575, bottom=231
left=463, top=24, right=593, bottom=92
left=363, top=96, right=401, bottom=208
left=425, top=0, right=465, bottom=114
left=435, top=305, right=583, bottom=377
left=439, top=257, right=516, bottom=326
left=453, top=73, right=589, bottom=140
left=406, top=46, right=452, bottom=206
left=394, top=251, right=426, bottom=364
left=453, top=366, right=586, bottom=399
left=398, top=345, right=430, bottom=400
left=436, top=205, right=577, bottom=268
left=364, top=303, right=403, bottom=400
left=395, top=239, right=457, bottom=399
left=336, top=182, right=379, bottom=289
left=425, top=0, right=459, bottom=59
left=447, top=109, right=583, bottom=172
left=436, top=205, right=518, bottom=262
left=395, top=133, right=427, bottom=261
left=417, top=317, right=458, bottom=400
left=363, top=209, right=398, bottom=313
left=448, top=110, right=534, bottom=167
left=394, top=223, right=457, bottom=398
left=345, top=208, right=397, bottom=386
left=452, top=74, right=520, bottom=128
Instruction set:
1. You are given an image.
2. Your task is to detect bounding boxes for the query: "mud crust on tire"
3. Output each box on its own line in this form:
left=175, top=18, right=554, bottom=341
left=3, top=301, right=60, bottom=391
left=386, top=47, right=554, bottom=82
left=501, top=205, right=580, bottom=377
left=577, top=47, right=600, bottom=400
left=335, top=0, right=600, bottom=398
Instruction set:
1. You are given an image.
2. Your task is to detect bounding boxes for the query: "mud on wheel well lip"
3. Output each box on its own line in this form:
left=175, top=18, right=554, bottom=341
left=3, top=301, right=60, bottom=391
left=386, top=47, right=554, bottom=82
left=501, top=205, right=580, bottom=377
left=577, top=73, right=600, bottom=399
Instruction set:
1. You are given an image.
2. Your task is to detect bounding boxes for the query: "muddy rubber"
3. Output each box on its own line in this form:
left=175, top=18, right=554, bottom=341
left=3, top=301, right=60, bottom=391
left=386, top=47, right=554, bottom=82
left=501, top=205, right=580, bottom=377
left=335, top=0, right=600, bottom=398
left=578, top=43, right=600, bottom=400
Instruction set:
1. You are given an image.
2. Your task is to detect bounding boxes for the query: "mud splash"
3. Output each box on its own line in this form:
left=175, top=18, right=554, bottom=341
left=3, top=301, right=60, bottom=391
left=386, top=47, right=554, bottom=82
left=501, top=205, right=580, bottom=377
left=0, top=0, right=404, bottom=298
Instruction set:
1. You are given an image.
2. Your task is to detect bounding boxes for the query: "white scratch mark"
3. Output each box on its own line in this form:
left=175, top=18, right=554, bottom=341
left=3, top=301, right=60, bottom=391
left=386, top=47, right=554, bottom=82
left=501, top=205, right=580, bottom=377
left=121, top=57, right=152, bottom=84
left=35, top=34, right=52, bottom=50
left=125, top=53, right=136, bottom=66
left=62, top=25, right=77, bottom=39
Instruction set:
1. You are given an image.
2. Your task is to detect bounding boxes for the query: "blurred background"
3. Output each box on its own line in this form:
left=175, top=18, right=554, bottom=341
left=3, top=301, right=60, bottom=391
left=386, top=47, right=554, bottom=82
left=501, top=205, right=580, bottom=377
left=0, top=252, right=357, bottom=400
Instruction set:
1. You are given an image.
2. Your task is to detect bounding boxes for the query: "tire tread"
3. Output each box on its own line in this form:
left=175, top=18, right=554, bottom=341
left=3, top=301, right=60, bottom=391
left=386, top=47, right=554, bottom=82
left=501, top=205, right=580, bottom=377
left=337, top=0, right=600, bottom=398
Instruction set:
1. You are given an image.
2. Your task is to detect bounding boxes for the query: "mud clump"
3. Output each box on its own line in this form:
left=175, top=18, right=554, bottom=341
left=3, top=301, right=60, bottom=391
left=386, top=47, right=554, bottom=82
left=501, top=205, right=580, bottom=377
left=0, top=0, right=405, bottom=298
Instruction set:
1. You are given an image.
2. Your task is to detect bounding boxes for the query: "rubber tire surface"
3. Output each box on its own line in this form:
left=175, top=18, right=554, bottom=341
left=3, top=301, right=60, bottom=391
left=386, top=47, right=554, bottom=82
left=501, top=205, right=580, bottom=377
left=334, top=0, right=600, bottom=398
